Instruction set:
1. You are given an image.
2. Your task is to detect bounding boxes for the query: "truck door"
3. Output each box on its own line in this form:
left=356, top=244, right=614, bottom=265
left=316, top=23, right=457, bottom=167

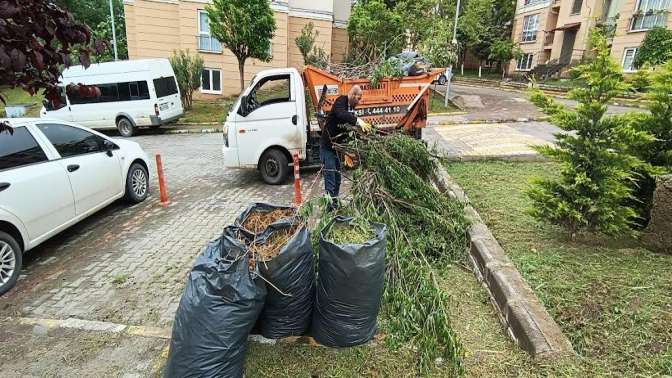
left=235, top=74, right=298, bottom=167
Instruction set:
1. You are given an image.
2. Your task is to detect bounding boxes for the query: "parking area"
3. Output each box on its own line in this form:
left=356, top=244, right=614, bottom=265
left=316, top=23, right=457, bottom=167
left=0, top=133, right=321, bottom=375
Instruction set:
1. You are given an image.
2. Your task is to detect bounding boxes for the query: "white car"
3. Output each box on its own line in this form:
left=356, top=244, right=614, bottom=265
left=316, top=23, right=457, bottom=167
left=0, top=118, right=151, bottom=295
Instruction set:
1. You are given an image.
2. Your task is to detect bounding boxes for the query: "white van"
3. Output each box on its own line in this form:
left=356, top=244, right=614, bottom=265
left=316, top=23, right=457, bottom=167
left=40, top=59, right=183, bottom=137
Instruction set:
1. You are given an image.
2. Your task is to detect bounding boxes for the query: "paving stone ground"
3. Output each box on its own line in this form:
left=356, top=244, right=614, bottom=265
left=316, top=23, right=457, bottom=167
left=0, top=133, right=321, bottom=328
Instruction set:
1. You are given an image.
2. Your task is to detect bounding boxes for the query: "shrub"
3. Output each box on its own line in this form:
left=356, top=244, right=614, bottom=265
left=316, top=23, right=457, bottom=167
left=527, top=30, right=653, bottom=237
left=628, top=60, right=672, bottom=223
left=169, top=50, right=204, bottom=111
left=633, top=27, right=672, bottom=68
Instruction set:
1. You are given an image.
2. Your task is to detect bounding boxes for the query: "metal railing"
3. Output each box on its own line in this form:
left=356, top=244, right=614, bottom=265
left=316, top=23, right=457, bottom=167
left=520, top=31, right=538, bottom=43
left=197, top=35, right=222, bottom=53
left=630, top=11, right=668, bottom=31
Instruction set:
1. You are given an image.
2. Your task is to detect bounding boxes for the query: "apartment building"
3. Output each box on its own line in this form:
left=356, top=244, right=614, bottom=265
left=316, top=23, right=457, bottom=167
left=509, top=0, right=671, bottom=74
left=123, top=0, right=351, bottom=96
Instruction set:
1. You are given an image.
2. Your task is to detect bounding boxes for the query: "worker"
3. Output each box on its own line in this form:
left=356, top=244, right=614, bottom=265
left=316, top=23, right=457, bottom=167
left=320, top=85, right=372, bottom=211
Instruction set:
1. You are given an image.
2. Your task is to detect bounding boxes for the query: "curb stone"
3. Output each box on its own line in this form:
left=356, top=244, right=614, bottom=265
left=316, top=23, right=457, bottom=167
left=431, top=163, right=575, bottom=360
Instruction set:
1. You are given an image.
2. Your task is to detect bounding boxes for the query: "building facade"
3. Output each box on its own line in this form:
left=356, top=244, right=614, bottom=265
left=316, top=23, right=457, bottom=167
left=509, top=0, right=671, bottom=74
left=123, top=0, right=351, bottom=96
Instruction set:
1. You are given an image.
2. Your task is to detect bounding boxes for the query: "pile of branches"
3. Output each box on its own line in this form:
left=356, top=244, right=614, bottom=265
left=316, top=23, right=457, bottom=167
left=329, top=133, right=469, bottom=374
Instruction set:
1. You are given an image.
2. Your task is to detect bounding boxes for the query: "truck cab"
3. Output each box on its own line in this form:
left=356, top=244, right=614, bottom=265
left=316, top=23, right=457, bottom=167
left=222, top=68, right=318, bottom=184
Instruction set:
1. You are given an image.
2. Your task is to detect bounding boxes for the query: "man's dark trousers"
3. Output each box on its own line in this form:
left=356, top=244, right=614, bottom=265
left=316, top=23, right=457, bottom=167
left=320, top=147, right=341, bottom=204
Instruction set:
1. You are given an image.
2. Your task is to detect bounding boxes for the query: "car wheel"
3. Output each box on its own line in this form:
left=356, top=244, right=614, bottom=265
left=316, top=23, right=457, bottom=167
left=259, top=149, right=289, bottom=185
left=125, top=163, right=149, bottom=203
left=438, top=75, right=447, bottom=86
left=0, top=231, right=22, bottom=296
left=116, top=117, right=135, bottom=137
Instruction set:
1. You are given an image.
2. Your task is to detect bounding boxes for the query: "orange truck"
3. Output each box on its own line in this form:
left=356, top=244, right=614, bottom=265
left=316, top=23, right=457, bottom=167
left=222, top=65, right=444, bottom=184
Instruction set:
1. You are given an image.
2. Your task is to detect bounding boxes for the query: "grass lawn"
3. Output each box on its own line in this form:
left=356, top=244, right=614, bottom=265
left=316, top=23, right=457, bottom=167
left=429, top=89, right=461, bottom=114
left=180, top=98, right=235, bottom=124
left=0, top=87, right=44, bottom=117
left=445, top=160, right=672, bottom=376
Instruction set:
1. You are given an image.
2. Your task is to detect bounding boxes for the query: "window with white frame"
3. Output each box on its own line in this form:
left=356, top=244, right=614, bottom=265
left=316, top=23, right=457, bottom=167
left=201, top=68, right=222, bottom=94
left=630, top=0, right=670, bottom=30
left=516, top=53, right=534, bottom=70
left=622, top=48, right=638, bottom=72
left=521, top=14, right=539, bottom=42
left=197, top=10, right=222, bottom=53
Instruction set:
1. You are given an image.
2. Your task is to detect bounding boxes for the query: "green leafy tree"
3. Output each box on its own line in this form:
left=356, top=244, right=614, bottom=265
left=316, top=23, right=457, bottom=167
left=633, top=27, right=672, bottom=68
left=489, top=39, right=523, bottom=78
left=347, top=0, right=404, bottom=61
left=394, top=0, right=436, bottom=49
left=92, top=17, right=128, bottom=62
left=295, top=23, right=329, bottom=69
left=169, top=50, right=204, bottom=111
left=420, top=23, right=458, bottom=68
left=456, top=0, right=516, bottom=66
left=458, top=0, right=492, bottom=62
left=206, top=0, right=276, bottom=92
left=527, top=31, right=653, bottom=237
left=56, top=0, right=128, bottom=61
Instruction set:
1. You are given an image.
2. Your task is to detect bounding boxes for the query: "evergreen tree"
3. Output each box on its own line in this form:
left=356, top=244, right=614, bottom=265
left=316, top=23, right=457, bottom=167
left=527, top=31, right=653, bottom=237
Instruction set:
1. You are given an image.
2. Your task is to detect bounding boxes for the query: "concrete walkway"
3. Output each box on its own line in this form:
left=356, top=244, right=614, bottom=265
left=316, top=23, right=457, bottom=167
left=431, top=83, right=645, bottom=124
left=426, top=83, right=646, bottom=159
left=424, top=121, right=559, bottom=159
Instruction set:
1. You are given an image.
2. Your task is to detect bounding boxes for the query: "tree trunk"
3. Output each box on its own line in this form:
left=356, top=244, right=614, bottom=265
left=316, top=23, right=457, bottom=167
left=238, top=59, right=246, bottom=94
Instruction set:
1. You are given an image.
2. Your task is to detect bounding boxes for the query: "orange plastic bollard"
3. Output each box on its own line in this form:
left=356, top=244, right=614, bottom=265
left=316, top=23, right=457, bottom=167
left=292, top=153, right=302, bottom=206
left=155, top=154, right=169, bottom=206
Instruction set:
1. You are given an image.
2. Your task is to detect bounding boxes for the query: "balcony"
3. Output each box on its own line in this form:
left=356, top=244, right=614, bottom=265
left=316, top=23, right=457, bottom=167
left=544, top=31, right=555, bottom=47
left=197, top=35, right=222, bottom=53
left=520, top=31, right=538, bottom=43
left=630, top=11, right=668, bottom=31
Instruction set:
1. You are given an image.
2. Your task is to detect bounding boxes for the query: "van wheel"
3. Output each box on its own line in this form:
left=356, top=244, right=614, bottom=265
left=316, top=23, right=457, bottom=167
left=0, top=231, right=22, bottom=296
left=260, top=149, right=289, bottom=185
left=125, top=163, right=149, bottom=203
left=117, top=117, right=135, bottom=137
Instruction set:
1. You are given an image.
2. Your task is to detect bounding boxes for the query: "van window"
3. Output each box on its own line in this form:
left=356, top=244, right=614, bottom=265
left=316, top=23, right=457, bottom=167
left=153, top=77, right=178, bottom=98
left=118, top=81, right=150, bottom=101
left=44, top=87, right=67, bottom=111
left=68, top=81, right=150, bottom=104
left=0, top=127, right=48, bottom=171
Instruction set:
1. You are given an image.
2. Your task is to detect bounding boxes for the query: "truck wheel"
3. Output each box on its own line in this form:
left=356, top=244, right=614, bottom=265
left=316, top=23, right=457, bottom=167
left=116, top=117, right=135, bottom=137
left=0, top=231, right=22, bottom=296
left=438, top=75, right=447, bottom=86
left=260, top=149, right=289, bottom=185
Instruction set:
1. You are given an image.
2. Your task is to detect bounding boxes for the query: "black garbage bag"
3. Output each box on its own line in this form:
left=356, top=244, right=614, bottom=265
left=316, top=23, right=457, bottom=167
left=311, top=216, right=386, bottom=347
left=252, top=219, right=315, bottom=339
left=164, top=228, right=266, bottom=378
left=234, top=202, right=295, bottom=238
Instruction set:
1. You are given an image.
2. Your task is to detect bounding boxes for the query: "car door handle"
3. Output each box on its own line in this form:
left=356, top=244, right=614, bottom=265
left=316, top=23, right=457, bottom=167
left=292, top=115, right=297, bottom=125
left=0, top=182, right=10, bottom=192
left=67, top=164, right=80, bottom=172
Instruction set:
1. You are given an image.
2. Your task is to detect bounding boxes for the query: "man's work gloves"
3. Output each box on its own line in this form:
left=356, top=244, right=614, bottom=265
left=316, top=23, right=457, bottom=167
left=357, top=118, right=374, bottom=134
left=344, top=153, right=355, bottom=168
